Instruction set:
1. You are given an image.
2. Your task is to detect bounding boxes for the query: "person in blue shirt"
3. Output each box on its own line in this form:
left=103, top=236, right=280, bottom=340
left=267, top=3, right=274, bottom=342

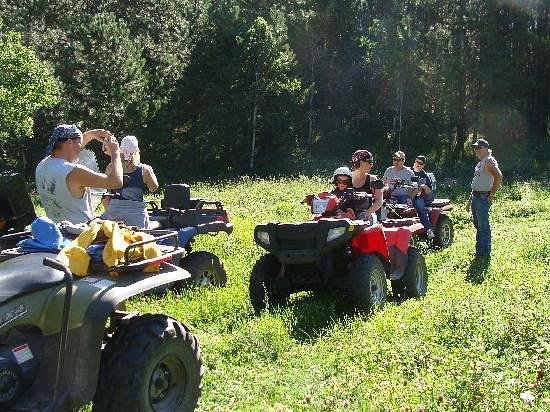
left=411, top=155, right=434, bottom=239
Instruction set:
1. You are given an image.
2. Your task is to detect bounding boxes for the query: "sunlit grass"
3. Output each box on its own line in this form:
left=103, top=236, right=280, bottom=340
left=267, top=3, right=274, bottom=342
left=113, top=177, right=549, bottom=411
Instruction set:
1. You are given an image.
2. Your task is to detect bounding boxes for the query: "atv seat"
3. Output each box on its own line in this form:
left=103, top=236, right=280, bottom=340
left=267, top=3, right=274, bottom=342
left=430, top=198, right=451, bottom=208
left=0, top=252, right=65, bottom=304
left=161, top=184, right=191, bottom=210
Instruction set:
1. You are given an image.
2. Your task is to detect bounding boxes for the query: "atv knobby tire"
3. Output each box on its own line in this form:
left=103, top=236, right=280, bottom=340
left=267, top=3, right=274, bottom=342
left=348, top=254, right=387, bottom=312
left=434, top=214, right=454, bottom=249
left=397, top=246, right=428, bottom=298
left=249, top=253, right=287, bottom=313
left=180, top=251, right=227, bottom=287
left=93, top=314, right=203, bottom=412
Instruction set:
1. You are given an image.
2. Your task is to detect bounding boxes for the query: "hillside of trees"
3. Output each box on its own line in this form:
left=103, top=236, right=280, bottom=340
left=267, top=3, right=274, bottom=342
left=1, top=0, right=548, bottom=181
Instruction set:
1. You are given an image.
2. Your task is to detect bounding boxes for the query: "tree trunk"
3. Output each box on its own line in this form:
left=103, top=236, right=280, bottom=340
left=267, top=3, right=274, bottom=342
left=250, top=102, right=257, bottom=170
left=453, top=0, right=468, bottom=161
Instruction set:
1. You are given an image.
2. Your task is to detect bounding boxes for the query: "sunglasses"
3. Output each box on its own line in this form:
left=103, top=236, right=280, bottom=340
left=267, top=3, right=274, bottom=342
left=415, top=160, right=425, bottom=165
left=336, top=179, right=350, bottom=184
left=392, top=158, right=403, bottom=162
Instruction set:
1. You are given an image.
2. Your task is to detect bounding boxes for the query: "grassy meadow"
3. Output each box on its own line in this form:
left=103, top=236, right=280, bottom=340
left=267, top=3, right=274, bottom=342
left=73, top=176, right=548, bottom=411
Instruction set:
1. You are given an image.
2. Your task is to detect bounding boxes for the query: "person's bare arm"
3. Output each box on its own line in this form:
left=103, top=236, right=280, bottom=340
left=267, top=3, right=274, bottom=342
left=485, top=158, right=503, bottom=204
left=366, top=188, right=383, bottom=215
left=82, top=129, right=113, bottom=148
left=104, top=162, right=113, bottom=174
left=67, top=139, right=122, bottom=197
left=142, top=164, right=159, bottom=192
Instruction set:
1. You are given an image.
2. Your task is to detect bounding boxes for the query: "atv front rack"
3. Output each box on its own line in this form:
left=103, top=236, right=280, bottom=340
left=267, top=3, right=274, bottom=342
left=90, top=230, right=184, bottom=274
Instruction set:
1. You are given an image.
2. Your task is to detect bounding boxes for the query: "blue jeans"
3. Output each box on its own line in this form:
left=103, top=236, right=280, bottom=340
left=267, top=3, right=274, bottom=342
left=471, top=193, right=491, bottom=256
left=413, top=194, right=434, bottom=232
left=391, top=195, right=410, bottom=205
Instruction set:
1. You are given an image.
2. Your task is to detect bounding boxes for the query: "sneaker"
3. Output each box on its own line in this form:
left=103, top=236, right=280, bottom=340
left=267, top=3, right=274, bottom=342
left=426, top=229, right=435, bottom=239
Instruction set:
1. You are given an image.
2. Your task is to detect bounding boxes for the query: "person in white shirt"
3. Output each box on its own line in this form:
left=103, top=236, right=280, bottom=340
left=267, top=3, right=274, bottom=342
left=382, top=150, right=415, bottom=203
left=36, top=124, right=123, bottom=224
left=466, top=138, right=502, bottom=258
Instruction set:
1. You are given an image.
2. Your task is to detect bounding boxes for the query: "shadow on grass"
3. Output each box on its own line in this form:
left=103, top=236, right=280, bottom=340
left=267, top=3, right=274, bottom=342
left=466, top=256, right=491, bottom=284
left=286, top=292, right=350, bottom=343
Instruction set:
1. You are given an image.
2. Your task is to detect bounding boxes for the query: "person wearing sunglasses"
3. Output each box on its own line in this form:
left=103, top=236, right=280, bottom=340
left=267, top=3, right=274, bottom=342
left=412, top=155, right=435, bottom=239
left=331, top=166, right=353, bottom=198
left=351, top=149, right=383, bottom=216
left=36, top=124, right=123, bottom=224
left=382, top=150, right=415, bottom=204
left=330, top=166, right=355, bottom=217
left=466, top=138, right=502, bottom=258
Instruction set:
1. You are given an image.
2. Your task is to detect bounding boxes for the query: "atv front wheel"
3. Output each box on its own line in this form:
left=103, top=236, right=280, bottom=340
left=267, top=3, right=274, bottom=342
left=93, top=314, right=203, bottom=412
left=348, top=254, right=387, bottom=312
left=398, top=246, right=428, bottom=298
left=434, top=215, right=454, bottom=249
left=180, top=251, right=227, bottom=287
left=249, top=253, right=287, bottom=313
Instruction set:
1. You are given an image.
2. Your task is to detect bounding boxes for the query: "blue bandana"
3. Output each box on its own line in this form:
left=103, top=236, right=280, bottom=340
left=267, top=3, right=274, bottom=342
left=45, top=124, right=83, bottom=156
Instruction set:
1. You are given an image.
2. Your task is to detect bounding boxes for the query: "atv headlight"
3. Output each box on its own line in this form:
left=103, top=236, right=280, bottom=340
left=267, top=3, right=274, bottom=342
left=257, top=231, right=270, bottom=245
left=326, top=226, right=346, bottom=242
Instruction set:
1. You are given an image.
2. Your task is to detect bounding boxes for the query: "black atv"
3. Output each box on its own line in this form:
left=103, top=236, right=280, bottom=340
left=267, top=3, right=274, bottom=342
left=148, top=183, right=233, bottom=287
left=0, top=173, right=36, bottom=242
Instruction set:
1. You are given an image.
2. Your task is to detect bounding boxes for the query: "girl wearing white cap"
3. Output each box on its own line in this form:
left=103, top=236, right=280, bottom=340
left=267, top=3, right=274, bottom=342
left=102, top=135, right=158, bottom=228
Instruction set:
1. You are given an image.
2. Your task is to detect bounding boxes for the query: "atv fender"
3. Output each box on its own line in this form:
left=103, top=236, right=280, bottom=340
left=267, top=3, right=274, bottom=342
left=61, top=262, right=192, bottom=410
left=20, top=261, right=190, bottom=412
left=383, top=224, right=422, bottom=280
left=350, top=224, right=389, bottom=259
left=429, top=208, right=442, bottom=227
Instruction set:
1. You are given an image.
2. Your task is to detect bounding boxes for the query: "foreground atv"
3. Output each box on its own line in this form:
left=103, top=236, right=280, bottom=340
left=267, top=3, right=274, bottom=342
left=0, top=232, right=203, bottom=411
left=250, top=190, right=428, bottom=313
left=149, top=184, right=233, bottom=287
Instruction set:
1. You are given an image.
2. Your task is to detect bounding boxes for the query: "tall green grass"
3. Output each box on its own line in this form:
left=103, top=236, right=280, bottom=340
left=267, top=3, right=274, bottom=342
left=117, top=177, right=548, bottom=410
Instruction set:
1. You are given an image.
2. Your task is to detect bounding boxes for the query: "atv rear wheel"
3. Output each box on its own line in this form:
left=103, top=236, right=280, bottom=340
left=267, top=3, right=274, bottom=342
left=434, top=215, right=453, bottom=249
left=348, top=254, right=387, bottom=312
left=93, top=314, right=203, bottom=412
left=397, top=247, right=428, bottom=298
left=249, top=253, right=287, bottom=313
left=180, top=251, right=227, bottom=287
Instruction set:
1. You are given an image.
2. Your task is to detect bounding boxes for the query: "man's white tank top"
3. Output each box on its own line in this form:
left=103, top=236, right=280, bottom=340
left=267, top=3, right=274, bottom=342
left=471, top=155, right=497, bottom=192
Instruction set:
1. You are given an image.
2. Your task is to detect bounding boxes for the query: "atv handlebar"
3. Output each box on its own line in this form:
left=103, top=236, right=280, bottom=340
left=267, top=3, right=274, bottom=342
left=42, top=256, right=74, bottom=406
left=43, top=257, right=73, bottom=281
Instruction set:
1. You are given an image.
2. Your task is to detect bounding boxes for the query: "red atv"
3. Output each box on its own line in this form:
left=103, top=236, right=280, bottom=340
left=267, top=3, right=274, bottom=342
left=383, top=176, right=454, bottom=249
left=249, top=189, right=428, bottom=313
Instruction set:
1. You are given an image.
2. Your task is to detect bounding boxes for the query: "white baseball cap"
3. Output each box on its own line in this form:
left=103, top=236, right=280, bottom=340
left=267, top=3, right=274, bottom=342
left=120, top=135, right=139, bottom=160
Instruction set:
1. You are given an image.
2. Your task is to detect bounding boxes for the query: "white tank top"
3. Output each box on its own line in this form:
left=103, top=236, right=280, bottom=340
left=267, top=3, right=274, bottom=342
left=36, top=156, right=93, bottom=224
left=471, top=155, right=497, bottom=192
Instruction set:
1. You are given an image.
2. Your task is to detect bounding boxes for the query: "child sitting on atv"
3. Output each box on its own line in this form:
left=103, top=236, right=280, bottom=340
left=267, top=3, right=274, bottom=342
left=303, top=167, right=356, bottom=219
left=329, top=167, right=356, bottom=219
left=330, top=166, right=355, bottom=219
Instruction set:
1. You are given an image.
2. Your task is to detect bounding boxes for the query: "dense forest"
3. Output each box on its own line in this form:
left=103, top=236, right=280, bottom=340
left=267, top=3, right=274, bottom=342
left=1, top=0, right=548, bottom=181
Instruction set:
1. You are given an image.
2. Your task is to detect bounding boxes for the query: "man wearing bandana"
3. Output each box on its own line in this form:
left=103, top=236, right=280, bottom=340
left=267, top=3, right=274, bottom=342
left=35, top=124, right=123, bottom=224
